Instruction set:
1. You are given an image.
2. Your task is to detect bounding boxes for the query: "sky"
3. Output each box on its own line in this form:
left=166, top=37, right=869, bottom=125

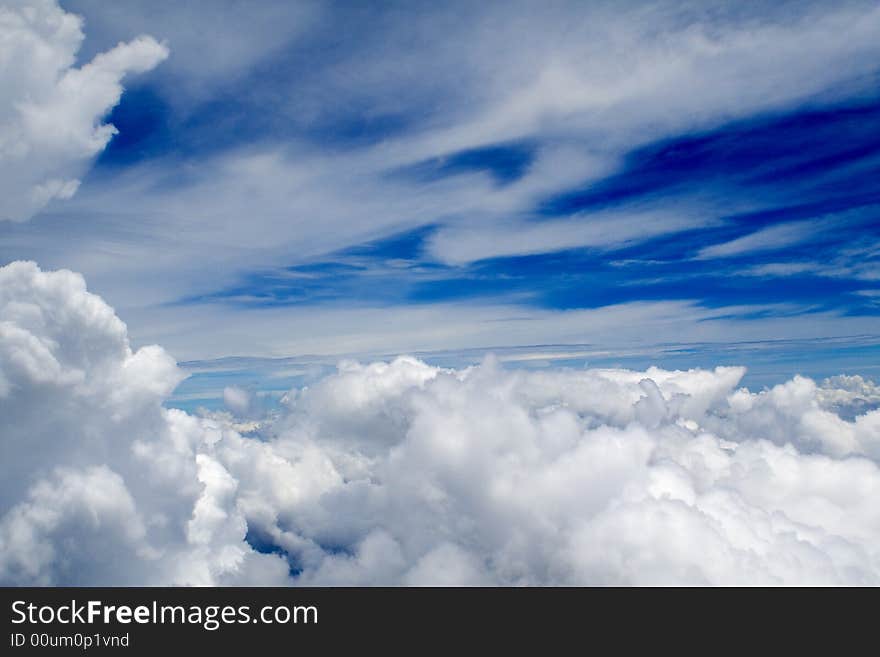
left=3, top=0, right=880, bottom=586
left=1, top=0, right=879, bottom=402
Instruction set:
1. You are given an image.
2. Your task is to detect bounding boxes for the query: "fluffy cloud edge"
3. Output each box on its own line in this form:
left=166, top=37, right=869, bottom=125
left=0, top=0, right=168, bottom=222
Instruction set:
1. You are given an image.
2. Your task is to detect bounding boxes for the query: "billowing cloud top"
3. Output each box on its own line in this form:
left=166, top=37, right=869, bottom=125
left=2, top=260, right=880, bottom=585
left=0, top=0, right=167, bottom=221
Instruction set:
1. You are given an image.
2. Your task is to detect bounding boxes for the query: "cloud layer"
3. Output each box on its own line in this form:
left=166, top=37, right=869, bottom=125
left=0, top=0, right=167, bottom=222
left=2, top=261, right=880, bottom=585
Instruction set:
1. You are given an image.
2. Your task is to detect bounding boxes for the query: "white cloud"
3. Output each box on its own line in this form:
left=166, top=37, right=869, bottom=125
left=737, top=262, right=820, bottom=277
left=116, top=292, right=880, bottom=365
left=64, top=0, right=317, bottom=104
left=818, top=374, right=880, bottom=420
left=369, top=1, right=880, bottom=162
left=3, top=261, right=880, bottom=585
left=5, top=1, right=880, bottom=347
left=0, top=261, right=288, bottom=584
left=697, top=221, right=819, bottom=260
left=734, top=238, right=880, bottom=281
left=223, top=385, right=251, bottom=416
left=0, top=0, right=167, bottom=222
left=427, top=204, right=710, bottom=265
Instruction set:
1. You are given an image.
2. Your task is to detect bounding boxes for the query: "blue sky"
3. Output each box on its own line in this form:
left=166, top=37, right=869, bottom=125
left=187, top=100, right=880, bottom=313
left=3, top=0, right=880, bottom=406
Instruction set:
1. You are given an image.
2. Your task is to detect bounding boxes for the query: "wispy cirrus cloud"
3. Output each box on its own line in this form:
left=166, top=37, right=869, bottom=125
left=696, top=220, right=820, bottom=259
left=1, top=0, right=879, bottom=363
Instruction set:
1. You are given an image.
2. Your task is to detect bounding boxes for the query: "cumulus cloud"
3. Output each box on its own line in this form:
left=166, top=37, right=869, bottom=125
left=0, top=0, right=167, bottom=222
left=2, top=261, right=880, bottom=585
left=818, top=375, right=880, bottom=421
left=223, top=385, right=251, bottom=416
left=0, top=261, right=288, bottom=584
